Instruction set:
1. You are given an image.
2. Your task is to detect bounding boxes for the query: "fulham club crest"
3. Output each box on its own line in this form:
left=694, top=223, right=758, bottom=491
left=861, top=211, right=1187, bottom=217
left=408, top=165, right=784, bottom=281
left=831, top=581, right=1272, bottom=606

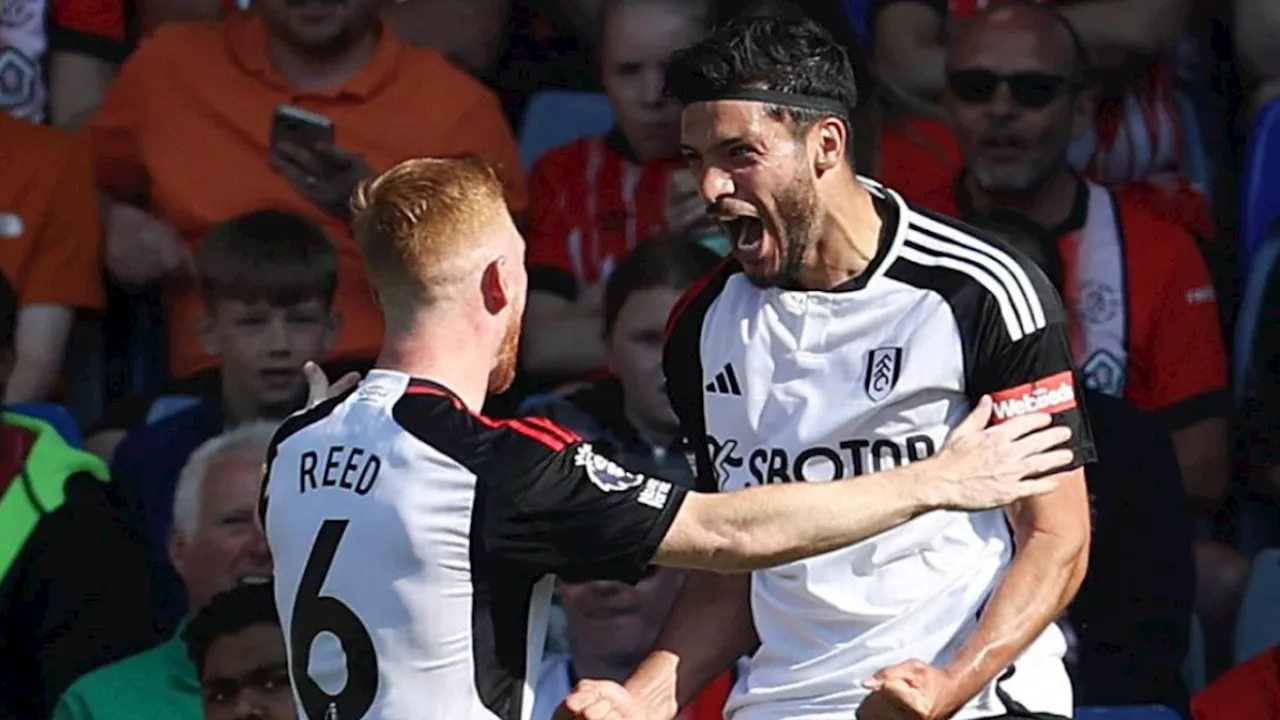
left=864, top=347, right=903, bottom=402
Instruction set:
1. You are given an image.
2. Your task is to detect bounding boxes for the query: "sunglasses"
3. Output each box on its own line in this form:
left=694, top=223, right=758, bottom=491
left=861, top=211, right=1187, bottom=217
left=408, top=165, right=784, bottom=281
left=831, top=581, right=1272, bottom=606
left=946, top=69, right=1074, bottom=109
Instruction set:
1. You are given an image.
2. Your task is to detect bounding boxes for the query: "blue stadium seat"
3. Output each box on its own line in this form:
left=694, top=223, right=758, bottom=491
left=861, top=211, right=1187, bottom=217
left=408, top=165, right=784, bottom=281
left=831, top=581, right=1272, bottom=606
left=145, top=394, right=202, bottom=425
left=1075, top=706, right=1184, bottom=719
left=1234, top=547, right=1280, bottom=665
left=843, top=0, right=870, bottom=41
left=7, top=402, right=83, bottom=447
left=1234, top=232, right=1280, bottom=405
left=518, top=91, right=615, bottom=170
left=1242, top=99, right=1280, bottom=271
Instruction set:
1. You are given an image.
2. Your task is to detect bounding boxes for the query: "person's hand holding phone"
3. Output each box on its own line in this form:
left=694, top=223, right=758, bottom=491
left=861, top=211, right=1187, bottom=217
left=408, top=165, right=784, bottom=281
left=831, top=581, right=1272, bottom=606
left=271, top=140, right=374, bottom=220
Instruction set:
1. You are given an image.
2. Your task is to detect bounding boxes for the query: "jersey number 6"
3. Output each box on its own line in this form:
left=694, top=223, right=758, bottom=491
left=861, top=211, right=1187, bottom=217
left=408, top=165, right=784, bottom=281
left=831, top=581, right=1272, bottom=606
left=291, top=519, right=379, bottom=719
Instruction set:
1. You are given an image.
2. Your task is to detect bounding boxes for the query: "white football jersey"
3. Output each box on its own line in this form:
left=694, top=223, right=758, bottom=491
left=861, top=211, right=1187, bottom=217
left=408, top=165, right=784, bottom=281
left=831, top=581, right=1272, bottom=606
left=261, top=370, right=686, bottom=720
left=664, top=179, right=1097, bottom=720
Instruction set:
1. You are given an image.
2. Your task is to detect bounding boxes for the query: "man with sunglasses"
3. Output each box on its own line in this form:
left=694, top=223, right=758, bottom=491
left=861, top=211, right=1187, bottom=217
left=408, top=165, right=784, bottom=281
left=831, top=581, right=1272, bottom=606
left=919, top=1, right=1239, bottom=673
left=556, top=13, right=1096, bottom=720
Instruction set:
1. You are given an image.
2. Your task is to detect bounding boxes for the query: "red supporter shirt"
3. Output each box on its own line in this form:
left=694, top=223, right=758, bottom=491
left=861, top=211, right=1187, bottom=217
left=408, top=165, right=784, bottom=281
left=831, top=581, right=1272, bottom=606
left=918, top=175, right=1227, bottom=425
left=527, top=130, right=686, bottom=299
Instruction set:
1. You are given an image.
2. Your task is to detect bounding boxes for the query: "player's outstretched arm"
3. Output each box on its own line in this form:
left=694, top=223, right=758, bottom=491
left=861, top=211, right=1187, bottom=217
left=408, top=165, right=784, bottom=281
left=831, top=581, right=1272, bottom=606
left=652, top=396, right=1073, bottom=572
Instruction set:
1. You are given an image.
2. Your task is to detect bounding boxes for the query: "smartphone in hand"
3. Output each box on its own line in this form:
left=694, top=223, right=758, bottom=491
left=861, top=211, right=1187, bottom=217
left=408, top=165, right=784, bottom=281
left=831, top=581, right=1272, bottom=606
left=271, top=105, right=335, bottom=151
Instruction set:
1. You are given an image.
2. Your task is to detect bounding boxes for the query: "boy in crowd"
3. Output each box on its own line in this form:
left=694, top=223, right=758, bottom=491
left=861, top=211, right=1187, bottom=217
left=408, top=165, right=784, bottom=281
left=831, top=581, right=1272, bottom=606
left=108, top=209, right=340, bottom=633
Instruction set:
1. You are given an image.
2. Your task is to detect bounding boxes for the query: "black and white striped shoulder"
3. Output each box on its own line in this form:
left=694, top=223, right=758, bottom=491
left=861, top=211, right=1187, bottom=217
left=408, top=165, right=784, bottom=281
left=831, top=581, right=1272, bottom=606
left=883, top=199, right=1066, bottom=344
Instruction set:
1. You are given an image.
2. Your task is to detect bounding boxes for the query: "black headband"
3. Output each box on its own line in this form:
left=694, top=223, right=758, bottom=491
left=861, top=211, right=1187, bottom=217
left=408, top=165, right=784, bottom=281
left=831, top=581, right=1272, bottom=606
left=683, top=87, right=849, bottom=117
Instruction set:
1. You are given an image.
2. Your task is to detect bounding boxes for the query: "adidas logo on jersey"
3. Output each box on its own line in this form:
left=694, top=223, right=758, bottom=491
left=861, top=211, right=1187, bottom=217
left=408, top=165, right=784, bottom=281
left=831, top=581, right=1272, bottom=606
left=990, top=371, right=1078, bottom=422
left=705, top=363, right=742, bottom=396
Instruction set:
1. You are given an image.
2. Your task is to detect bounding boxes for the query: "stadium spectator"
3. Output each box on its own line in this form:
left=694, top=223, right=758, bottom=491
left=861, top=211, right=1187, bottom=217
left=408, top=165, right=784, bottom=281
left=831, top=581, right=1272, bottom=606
left=86, top=0, right=525, bottom=381
left=186, top=582, right=295, bottom=720
left=914, top=1, right=1243, bottom=670
left=526, top=239, right=733, bottom=720
left=870, top=0, right=1212, bottom=238
left=53, top=422, right=276, bottom=720
left=99, top=211, right=339, bottom=633
left=1235, top=0, right=1280, bottom=121
left=0, top=113, right=105, bottom=402
left=0, top=271, right=161, bottom=719
left=521, top=0, right=714, bottom=382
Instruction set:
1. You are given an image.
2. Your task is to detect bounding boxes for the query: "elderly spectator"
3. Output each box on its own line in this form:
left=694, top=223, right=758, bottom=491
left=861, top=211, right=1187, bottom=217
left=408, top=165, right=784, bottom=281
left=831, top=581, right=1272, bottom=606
left=0, top=113, right=105, bottom=402
left=521, top=0, right=715, bottom=383
left=186, top=582, right=295, bottom=720
left=0, top=270, right=160, bottom=720
left=53, top=422, right=277, bottom=720
left=87, top=0, right=525, bottom=382
left=90, top=210, right=339, bottom=633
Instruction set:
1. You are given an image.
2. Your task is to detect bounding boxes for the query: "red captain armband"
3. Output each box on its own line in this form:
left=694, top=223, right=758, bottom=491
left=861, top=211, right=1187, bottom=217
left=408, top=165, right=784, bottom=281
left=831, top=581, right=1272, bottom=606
left=989, top=371, right=1078, bottom=424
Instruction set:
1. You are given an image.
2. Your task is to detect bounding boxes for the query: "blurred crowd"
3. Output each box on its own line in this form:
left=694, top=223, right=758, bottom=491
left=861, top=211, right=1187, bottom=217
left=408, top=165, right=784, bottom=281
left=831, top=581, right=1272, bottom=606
left=1, top=0, right=1279, bottom=718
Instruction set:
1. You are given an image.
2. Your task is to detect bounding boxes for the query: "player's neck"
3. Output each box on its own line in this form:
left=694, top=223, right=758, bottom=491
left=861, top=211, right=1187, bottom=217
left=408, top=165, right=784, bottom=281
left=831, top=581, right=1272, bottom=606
left=375, top=321, right=491, bottom=412
left=799, top=179, right=884, bottom=291
left=963, top=165, right=1078, bottom=230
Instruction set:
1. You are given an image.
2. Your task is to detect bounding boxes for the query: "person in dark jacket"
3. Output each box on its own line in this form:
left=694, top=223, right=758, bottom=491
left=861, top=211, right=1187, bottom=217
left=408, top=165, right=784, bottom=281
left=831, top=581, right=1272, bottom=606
left=0, top=271, right=162, bottom=718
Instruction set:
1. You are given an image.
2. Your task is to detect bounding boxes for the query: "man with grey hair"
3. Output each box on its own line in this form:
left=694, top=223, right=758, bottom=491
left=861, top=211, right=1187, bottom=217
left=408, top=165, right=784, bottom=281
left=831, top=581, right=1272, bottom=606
left=53, top=422, right=278, bottom=720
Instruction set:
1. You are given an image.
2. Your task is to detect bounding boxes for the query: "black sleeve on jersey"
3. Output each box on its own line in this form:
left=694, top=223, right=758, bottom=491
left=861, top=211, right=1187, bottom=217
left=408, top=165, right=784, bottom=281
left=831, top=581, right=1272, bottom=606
left=393, top=391, right=688, bottom=583
left=926, top=227, right=1098, bottom=469
left=663, top=260, right=736, bottom=494
left=258, top=388, right=355, bottom=527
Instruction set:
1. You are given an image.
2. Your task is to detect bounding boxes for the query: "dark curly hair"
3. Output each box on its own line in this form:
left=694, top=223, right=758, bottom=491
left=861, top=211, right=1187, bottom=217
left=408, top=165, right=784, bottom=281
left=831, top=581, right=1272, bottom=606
left=664, top=15, right=860, bottom=159
left=185, top=581, right=279, bottom=677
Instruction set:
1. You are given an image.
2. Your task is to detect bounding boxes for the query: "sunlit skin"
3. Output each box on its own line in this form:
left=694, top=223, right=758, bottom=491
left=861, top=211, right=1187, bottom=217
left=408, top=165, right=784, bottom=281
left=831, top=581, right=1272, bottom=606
left=679, top=100, right=887, bottom=290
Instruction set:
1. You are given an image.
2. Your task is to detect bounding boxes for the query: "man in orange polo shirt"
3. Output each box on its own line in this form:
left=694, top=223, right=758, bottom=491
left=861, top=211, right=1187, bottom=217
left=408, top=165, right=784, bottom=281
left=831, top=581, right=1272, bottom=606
left=917, top=2, right=1244, bottom=674
left=0, top=113, right=106, bottom=402
left=87, top=0, right=526, bottom=381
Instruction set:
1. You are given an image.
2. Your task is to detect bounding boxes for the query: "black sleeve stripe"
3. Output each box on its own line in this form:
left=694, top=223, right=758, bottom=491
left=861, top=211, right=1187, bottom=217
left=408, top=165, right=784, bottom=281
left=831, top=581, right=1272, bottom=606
left=48, top=27, right=131, bottom=63
left=1159, top=389, right=1230, bottom=430
left=664, top=260, right=738, bottom=494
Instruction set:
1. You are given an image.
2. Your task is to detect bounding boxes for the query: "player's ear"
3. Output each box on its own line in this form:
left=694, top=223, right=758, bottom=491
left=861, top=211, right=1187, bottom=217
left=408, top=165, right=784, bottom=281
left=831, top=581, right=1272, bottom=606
left=480, top=257, right=511, bottom=317
left=812, top=117, right=846, bottom=175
